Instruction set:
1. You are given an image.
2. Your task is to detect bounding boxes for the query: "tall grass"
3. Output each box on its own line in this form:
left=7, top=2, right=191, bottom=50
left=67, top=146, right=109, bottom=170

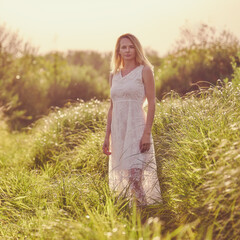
left=153, top=81, right=240, bottom=239
left=1, top=79, right=240, bottom=239
left=29, top=99, right=107, bottom=168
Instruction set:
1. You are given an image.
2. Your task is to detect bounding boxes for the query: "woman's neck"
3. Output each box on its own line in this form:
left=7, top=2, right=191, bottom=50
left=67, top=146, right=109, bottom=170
left=122, top=60, right=138, bottom=70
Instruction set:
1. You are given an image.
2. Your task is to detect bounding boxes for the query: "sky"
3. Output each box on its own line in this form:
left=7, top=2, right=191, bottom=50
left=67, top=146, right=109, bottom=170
left=0, top=0, right=240, bottom=56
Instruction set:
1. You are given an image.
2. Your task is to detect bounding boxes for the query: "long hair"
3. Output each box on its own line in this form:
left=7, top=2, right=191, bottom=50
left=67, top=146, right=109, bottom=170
left=111, top=33, right=153, bottom=74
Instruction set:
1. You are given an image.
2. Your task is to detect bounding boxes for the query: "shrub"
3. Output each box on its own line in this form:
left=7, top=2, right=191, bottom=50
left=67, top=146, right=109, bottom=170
left=30, top=99, right=108, bottom=168
left=0, top=30, right=110, bottom=130
left=155, top=23, right=240, bottom=99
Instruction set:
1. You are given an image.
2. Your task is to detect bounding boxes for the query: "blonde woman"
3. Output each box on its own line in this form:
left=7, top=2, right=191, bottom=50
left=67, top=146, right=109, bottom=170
left=103, top=33, right=161, bottom=206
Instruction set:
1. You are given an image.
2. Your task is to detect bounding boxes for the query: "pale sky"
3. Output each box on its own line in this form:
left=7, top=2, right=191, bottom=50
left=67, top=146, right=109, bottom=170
left=1, top=0, right=240, bottom=56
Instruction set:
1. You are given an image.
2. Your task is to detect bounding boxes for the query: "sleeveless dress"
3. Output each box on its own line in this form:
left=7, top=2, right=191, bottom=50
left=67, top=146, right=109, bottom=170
left=109, top=65, right=161, bottom=205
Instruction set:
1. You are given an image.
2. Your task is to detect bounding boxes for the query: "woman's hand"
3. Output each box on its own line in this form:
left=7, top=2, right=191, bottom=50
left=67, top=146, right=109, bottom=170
left=139, top=132, right=151, bottom=153
left=102, top=137, right=111, bottom=155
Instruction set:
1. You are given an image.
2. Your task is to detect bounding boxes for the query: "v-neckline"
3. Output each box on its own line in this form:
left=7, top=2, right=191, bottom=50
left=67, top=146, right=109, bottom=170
left=120, top=65, right=140, bottom=78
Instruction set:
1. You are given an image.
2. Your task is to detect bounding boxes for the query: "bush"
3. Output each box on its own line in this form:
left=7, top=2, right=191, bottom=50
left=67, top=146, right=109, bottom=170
left=0, top=24, right=38, bottom=129
left=30, top=99, right=108, bottom=168
left=155, top=23, right=240, bottom=99
left=66, top=50, right=111, bottom=79
left=0, top=26, right=110, bottom=130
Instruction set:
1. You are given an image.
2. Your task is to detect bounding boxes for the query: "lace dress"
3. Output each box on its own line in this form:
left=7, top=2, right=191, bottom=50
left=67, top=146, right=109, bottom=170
left=109, top=65, right=161, bottom=205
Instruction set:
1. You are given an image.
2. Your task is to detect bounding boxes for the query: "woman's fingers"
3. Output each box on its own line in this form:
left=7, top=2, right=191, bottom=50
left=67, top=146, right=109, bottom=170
left=140, top=142, right=150, bottom=153
left=102, top=144, right=111, bottom=155
left=104, top=147, right=111, bottom=155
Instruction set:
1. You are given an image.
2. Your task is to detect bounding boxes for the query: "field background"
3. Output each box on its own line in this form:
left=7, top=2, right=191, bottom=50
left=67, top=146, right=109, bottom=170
left=1, top=23, right=240, bottom=239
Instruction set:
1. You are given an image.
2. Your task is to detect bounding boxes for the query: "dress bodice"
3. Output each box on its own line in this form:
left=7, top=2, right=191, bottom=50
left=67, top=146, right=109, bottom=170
left=110, top=65, right=145, bottom=103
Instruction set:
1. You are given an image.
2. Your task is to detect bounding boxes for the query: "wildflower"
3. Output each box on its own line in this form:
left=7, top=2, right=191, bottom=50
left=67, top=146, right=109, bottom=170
left=104, top=232, right=112, bottom=238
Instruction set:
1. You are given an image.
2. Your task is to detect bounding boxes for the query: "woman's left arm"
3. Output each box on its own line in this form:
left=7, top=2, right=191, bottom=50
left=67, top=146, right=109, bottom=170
left=139, top=65, right=156, bottom=153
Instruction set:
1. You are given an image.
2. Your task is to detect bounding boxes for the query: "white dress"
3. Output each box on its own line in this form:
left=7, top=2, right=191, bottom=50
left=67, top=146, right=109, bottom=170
left=109, top=65, right=161, bottom=205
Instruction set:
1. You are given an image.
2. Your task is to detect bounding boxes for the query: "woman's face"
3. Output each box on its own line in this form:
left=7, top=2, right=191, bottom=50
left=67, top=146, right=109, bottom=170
left=119, top=38, right=136, bottom=62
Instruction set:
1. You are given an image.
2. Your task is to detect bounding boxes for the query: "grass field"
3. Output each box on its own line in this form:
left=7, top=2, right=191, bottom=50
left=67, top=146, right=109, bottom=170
left=1, top=82, right=240, bottom=239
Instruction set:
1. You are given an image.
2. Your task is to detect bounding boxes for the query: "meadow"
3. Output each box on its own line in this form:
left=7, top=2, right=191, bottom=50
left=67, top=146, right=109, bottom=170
left=1, top=23, right=240, bottom=239
left=1, top=76, right=240, bottom=239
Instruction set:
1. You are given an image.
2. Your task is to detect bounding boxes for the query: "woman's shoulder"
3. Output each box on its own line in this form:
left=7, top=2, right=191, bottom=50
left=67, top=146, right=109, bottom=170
left=109, top=70, right=120, bottom=84
left=142, top=64, right=152, bottom=72
left=142, top=64, right=154, bottom=77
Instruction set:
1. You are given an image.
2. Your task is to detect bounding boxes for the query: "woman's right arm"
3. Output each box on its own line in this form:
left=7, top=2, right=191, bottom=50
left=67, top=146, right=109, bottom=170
left=102, top=73, right=113, bottom=155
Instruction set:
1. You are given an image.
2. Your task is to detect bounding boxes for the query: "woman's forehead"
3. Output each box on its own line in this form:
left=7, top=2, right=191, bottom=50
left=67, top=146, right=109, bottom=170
left=120, top=38, right=133, bottom=46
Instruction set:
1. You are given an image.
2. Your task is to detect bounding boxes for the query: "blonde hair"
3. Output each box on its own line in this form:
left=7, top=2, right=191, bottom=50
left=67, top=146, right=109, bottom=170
left=111, top=33, right=153, bottom=74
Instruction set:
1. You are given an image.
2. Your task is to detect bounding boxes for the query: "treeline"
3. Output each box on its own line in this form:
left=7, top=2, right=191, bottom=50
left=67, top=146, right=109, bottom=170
left=0, top=24, right=111, bottom=130
left=0, top=23, right=239, bottom=130
left=154, top=24, right=240, bottom=98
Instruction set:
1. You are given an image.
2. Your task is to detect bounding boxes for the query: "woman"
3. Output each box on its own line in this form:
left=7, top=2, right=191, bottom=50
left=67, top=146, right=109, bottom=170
left=103, top=33, right=161, bottom=206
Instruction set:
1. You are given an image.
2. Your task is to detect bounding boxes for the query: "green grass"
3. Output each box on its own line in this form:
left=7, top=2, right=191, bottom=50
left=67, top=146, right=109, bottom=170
left=153, top=82, right=240, bottom=239
left=1, top=82, right=240, bottom=239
